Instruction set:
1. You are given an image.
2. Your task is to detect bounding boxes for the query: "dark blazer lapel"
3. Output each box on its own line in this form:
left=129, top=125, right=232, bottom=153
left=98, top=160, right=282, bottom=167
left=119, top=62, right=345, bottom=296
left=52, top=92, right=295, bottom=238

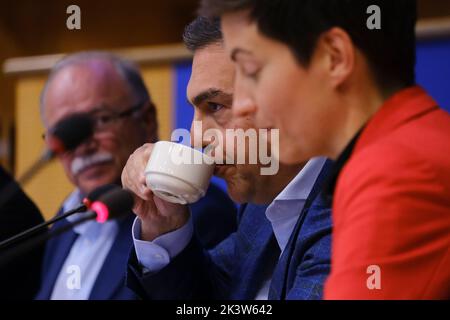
left=231, top=204, right=278, bottom=300
left=89, top=213, right=135, bottom=300
left=36, top=218, right=78, bottom=299
left=269, top=160, right=333, bottom=299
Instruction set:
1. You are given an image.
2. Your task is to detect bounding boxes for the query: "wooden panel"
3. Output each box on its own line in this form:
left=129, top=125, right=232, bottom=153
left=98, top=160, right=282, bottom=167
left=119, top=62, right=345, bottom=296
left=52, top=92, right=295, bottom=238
left=3, top=44, right=191, bottom=76
left=0, top=0, right=448, bottom=59
left=418, top=0, right=450, bottom=18
left=417, top=17, right=450, bottom=40
left=0, top=0, right=198, bottom=55
left=140, top=64, right=173, bottom=141
left=15, top=76, right=73, bottom=219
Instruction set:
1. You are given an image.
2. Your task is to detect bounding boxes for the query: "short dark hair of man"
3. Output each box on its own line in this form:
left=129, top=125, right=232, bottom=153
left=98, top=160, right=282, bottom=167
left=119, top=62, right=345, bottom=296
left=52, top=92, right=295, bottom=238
left=199, top=0, right=417, bottom=93
left=183, top=16, right=223, bottom=52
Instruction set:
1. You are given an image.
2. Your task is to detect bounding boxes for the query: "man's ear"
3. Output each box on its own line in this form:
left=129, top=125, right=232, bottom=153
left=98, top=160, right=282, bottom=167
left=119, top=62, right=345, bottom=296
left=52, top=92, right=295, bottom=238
left=319, top=27, right=355, bottom=88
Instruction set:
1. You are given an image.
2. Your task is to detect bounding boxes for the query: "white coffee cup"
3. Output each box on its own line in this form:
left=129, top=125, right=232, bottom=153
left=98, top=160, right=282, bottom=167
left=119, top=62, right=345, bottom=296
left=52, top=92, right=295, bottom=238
left=144, top=141, right=215, bottom=205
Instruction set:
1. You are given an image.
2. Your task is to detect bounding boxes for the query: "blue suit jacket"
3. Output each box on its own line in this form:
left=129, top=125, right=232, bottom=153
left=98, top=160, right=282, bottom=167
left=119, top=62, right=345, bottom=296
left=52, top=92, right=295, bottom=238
left=126, top=161, right=333, bottom=300
left=36, top=183, right=237, bottom=300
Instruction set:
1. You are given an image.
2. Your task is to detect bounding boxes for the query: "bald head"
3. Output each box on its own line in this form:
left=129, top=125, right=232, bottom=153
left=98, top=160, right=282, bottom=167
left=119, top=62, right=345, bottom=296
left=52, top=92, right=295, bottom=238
left=40, top=51, right=151, bottom=127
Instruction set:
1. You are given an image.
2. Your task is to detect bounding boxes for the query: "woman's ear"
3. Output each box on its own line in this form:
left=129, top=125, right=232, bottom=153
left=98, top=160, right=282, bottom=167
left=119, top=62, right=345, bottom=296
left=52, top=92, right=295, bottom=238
left=319, top=27, right=356, bottom=88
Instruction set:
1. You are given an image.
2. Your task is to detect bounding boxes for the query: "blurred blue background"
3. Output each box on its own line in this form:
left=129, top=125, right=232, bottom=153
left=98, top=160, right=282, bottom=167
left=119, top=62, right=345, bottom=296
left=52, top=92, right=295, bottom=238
left=416, top=39, right=450, bottom=112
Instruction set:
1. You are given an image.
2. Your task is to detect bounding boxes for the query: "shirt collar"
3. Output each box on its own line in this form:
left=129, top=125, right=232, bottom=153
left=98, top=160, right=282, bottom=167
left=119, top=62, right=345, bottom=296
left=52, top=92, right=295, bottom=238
left=62, top=189, right=84, bottom=214
left=264, top=157, right=327, bottom=252
left=266, top=157, right=327, bottom=222
left=277, top=157, right=327, bottom=201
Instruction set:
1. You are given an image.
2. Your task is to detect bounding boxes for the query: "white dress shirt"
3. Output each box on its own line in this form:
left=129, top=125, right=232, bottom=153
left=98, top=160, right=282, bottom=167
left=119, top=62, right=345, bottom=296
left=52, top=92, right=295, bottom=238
left=50, top=189, right=119, bottom=300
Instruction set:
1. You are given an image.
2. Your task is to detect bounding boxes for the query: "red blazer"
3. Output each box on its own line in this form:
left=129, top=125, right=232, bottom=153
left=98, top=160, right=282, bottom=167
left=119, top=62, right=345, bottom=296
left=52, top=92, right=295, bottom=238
left=324, top=86, right=450, bottom=299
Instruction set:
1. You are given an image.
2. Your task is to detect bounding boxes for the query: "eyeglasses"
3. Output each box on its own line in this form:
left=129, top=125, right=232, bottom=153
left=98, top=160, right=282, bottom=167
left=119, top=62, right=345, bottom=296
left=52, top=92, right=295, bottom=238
left=88, top=102, right=145, bottom=133
left=42, top=102, right=146, bottom=140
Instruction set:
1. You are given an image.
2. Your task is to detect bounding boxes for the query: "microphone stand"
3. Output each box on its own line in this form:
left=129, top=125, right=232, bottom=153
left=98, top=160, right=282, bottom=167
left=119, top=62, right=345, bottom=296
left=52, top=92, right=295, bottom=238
left=15, top=150, right=54, bottom=187
left=0, top=184, right=119, bottom=250
left=0, top=211, right=96, bottom=268
left=0, top=203, right=86, bottom=250
left=0, top=186, right=131, bottom=268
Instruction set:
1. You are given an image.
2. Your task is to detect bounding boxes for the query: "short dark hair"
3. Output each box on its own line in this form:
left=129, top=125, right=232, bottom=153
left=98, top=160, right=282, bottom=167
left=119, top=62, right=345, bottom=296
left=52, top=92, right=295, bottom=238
left=199, top=0, right=417, bottom=90
left=183, top=16, right=223, bottom=52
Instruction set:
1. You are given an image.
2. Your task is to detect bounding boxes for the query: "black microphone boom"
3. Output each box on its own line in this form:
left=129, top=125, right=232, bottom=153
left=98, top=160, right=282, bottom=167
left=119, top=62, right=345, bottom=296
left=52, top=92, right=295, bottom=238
left=0, top=184, right=120, bottom=250
left=0, top=188, right=134, bottom=267
left=94, top=187, right=134, bottom=221
left=82, top=184, right=118, bottom=207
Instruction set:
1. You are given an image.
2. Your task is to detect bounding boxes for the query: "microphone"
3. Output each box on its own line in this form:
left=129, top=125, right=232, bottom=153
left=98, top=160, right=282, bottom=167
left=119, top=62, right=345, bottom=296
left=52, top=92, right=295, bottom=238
left=0, top=184, right=118, bottom=250
left=81, top=184, right=118, bottom=208
left=56, top=187, right=134, bottom=224
left=45, top=113, right=94, bottom=155
left=0, top=113, right=94, bottom=209
left=0, top=188, right=134, bottom=266
left=90, top=187, right=135, bottom=223
left=20, top=113, right=94, bottom=182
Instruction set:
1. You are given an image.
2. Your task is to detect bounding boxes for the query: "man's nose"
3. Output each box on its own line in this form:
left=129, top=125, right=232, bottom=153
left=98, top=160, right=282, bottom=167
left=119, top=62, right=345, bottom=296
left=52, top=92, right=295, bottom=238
left=190, top=111, right=209, bottom=149
left=72, top=134, right=99, bottom=156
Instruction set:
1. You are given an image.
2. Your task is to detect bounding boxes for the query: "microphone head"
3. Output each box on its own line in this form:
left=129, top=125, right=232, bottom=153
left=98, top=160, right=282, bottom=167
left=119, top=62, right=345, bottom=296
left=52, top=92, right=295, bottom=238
left=48, top=113, right=94, bottom=154
left=90, top=188, right=134, bottom=223
left=83, top=184, right=119, bottom=208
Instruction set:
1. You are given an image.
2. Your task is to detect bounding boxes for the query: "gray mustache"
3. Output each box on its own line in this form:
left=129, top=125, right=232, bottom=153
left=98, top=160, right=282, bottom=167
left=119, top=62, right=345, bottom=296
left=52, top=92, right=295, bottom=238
left=71, top=152, right=114, bottom=176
